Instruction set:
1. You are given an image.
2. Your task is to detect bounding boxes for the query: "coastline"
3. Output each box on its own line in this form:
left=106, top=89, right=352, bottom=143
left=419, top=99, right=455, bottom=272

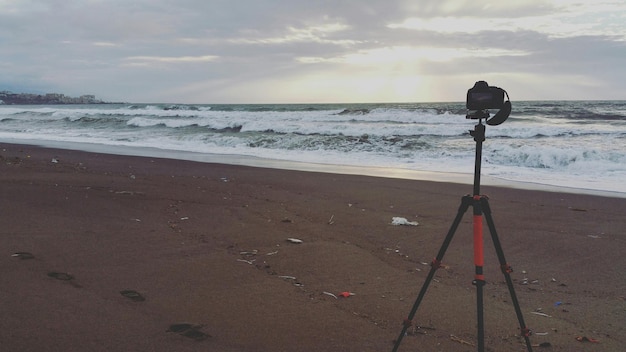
left=1, top=142, right=625, bottom=351
left=3, top=138, right=624, bottom=199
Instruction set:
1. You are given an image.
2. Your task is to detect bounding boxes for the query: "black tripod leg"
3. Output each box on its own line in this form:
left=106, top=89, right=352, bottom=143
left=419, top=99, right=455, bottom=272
left=391, top=195, right=473, bottom=352
left=480, top=197, right=533, bottom=352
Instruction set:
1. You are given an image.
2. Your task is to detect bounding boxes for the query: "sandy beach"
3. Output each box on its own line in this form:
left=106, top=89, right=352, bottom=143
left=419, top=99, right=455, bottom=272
left=1, top=143, right=624, bottom=351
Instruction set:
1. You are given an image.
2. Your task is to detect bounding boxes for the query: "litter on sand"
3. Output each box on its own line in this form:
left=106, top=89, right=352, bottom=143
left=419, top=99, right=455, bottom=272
left=576, top=336, right=600, bottom=343
left=239, top=250, right=258, bottom=255
left=237, top=259, right=255, bottom=265
left=532, top=342, right=552, bottom=348
left=450, top=335, right=474, bottom=346
left=323, top=291, right=338, bottom=299
left=286, top=238, right=303, bottom=244
left=530, top=311, right=552, bottom=318
left=12, top=252, right=34, bottom=260
left=327, top=214, right=335, bottom=225
left=391, top=217, right=419, bottom=226
left=322, top=291, right=355, bottom=299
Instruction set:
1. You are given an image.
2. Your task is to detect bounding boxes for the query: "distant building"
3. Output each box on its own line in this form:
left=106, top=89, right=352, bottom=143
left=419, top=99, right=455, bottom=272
left=0, top=91, right=106, bottom=105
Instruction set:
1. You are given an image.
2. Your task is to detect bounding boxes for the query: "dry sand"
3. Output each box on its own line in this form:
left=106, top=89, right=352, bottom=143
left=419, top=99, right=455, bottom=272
left=1, top=143, right=625, bottom=351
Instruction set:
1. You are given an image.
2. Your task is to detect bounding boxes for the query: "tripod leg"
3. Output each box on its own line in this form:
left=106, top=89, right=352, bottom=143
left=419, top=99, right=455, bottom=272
left=480, top=197, right=534, bottom=352
left=391, top=195, right=472, bottom=352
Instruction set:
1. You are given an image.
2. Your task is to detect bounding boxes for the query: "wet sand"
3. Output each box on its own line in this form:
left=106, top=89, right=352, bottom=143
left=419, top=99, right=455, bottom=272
left=1, top=143, right=625, bottom=351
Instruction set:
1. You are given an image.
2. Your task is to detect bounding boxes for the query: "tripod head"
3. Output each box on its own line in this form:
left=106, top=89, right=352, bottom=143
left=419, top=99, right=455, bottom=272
left=464, top=81, right=512, bottom=195
left=470, top=119, right=486, bottom=143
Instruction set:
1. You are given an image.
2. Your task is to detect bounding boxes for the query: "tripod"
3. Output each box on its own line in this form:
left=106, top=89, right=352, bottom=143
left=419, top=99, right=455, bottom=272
left=391, top=118, right=533, bottom=352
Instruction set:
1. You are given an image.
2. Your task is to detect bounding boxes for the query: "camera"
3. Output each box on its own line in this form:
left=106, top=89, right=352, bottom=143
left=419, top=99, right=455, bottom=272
left=466, top=81, right=505, bottom=111
left=465, top=81, right=511, bottom=125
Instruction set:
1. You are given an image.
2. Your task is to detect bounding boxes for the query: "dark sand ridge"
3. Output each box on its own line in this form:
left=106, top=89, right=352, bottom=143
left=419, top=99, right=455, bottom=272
left=1, top=143, right=625, bottom=351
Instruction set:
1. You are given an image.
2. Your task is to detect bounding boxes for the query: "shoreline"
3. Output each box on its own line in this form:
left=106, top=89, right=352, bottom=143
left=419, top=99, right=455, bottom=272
left=3, top=138, right=624, bottom=199
left=1, top=142, right=625, bottom=351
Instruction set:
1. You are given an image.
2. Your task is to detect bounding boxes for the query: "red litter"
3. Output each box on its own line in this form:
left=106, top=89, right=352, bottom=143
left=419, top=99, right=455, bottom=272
left=575, top=336, right=599, bottom=343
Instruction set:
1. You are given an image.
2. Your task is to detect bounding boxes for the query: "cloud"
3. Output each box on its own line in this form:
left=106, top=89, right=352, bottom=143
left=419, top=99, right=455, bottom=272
left=297, top=46, right=529, bottom=65
left=123, top=55, right=219, bottom=67
left=388, top=1, right=626, bottom=39
left=228, top=23, right=358, bottom=45
left=1, top=0, right=625, bottom=103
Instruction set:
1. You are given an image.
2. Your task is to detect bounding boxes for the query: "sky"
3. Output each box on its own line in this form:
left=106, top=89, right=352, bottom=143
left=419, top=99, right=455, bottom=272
left=1, top=0, right=625, bottom=104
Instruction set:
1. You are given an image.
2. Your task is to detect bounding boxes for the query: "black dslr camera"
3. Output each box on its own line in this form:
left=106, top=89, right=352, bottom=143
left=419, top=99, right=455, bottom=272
left=466, top=81, right=511, bottom=125
left=466, top=81, right=505, bottom=110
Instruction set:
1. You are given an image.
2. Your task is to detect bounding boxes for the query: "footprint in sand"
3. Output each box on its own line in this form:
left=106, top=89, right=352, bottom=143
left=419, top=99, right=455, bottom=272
left=167, top=323, right=210, bottom=341
left=120, top=290, right=146, bottom=302
left=47, top=272, right=82, bottom=288
left=47, top=272, right=74, bottom=280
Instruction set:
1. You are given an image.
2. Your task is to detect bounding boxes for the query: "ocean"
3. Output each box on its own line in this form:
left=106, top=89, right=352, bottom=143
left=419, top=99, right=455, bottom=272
left=1, top=101, right=625, bottom=196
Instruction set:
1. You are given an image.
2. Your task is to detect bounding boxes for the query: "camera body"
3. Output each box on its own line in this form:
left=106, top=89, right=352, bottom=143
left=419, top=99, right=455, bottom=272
left=466, top=81, right=505, bottom=111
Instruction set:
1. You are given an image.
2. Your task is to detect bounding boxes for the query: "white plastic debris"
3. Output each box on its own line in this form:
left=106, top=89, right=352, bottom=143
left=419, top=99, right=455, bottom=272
left=286, top=238, right=303, bottom=244
left=391, top=217, right=419, bottom=226
left=323, top=291, right=338, bottom=299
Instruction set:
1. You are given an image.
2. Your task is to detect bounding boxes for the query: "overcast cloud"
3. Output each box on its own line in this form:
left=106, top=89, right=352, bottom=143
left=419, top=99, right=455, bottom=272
left=1, top=0, right=625, bottom=103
